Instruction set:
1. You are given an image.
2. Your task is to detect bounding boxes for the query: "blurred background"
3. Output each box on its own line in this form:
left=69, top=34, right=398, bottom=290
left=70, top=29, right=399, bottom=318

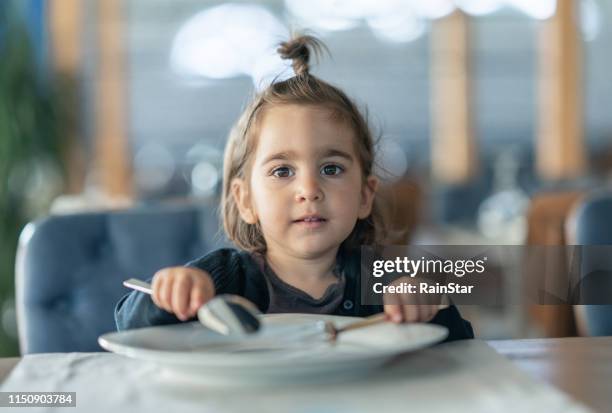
left=1, top=0, right=611, bottom=355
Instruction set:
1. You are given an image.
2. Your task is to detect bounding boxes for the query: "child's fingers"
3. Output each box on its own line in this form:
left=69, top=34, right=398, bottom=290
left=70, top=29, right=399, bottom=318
left=188, top=273, right=216, bottom=315
left=418, top=305, right=436, bottom=322
left=159, top=273, right=174, bottom=313
left=383, top=302, right=403, bottom=323
left=417, top=305, right=430, bottom=322
left=189, top=285, right=206, bottom=315
left=152, top=270, right=172, bottom=313
left=151, top=272, right=163, bottom=308
left=401, top=305, right=420, bottom=323
left=172, top=274, right=193, bottom=320
left=383, top=286, right=444, bottom=323
left=150, top=267, right=215, bottom=320
left=395, top=290, right=420, bottom=322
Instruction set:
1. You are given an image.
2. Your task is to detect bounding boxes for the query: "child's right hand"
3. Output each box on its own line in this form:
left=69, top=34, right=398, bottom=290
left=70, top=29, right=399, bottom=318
left=151, top=267, right=215, bottom=321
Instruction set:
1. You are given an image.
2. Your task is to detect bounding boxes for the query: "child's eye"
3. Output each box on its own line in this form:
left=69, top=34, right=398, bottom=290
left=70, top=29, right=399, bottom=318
left=321, top=164, right=344, bottom=176
left=271, top=166, right=294, bottom=178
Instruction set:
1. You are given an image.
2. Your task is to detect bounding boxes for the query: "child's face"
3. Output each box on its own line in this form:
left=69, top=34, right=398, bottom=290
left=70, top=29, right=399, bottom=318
left=233, top=104, right=377, bottom=259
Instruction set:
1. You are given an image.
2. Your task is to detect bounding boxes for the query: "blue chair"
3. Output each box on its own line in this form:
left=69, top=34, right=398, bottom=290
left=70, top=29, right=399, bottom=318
left=571, top=191, right=612, bottom=336
left=15, top=203, right=228, bottom=354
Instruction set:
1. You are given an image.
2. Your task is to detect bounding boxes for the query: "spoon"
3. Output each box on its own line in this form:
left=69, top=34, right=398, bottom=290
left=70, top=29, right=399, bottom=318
left=123, top=278, right=261, bottom=335
left=123, top=278, right=446, bottom=343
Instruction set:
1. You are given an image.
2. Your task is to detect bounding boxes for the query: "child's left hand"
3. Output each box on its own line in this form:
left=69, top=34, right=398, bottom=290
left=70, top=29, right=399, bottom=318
left=382, top=276, right=447, bottom=323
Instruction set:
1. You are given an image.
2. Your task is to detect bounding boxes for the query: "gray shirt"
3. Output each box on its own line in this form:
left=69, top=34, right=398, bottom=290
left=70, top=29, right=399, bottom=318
left=255, top=254, right=346, bottom=314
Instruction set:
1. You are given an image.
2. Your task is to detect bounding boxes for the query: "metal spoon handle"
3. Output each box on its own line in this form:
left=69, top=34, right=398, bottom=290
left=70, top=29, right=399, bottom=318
left=123, top=278, right=152, bottom=295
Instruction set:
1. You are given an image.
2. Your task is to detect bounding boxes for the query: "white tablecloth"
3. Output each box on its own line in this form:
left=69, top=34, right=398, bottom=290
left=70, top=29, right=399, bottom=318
left=0, top=340, right=590, bottom=413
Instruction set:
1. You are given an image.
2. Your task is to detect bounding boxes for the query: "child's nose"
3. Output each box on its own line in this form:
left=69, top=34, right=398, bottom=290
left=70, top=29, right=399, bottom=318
left=295, top=173, right=324, bottom=202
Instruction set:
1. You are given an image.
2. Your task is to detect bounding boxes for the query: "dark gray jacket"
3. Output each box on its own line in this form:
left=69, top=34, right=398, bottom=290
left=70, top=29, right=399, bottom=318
left=115, top=248, right=474, bottom=341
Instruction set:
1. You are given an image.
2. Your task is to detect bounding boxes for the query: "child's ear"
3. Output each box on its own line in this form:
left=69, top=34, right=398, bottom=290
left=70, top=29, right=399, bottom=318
left=358, top=176, right=379, bottom=219
left=231, top=178, right=258, bottom=224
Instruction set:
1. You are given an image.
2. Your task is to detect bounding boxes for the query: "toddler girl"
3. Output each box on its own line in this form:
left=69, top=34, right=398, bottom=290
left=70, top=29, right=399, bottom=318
left=115, top=35, right=473, bottom=341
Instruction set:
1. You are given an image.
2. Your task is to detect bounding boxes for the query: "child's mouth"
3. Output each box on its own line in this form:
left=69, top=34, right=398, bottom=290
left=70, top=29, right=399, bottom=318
left=293, top=216, right=327, bottom=228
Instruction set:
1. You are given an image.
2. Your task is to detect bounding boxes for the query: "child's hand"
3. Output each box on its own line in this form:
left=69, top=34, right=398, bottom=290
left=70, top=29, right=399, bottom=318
left=383, top=276, right=446, bottom=323
left=151, top=267, right=215, bottom=321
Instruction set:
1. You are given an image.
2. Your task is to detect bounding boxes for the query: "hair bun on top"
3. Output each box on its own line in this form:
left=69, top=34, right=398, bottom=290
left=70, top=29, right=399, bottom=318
left=277, top=35, right=327, bottom=77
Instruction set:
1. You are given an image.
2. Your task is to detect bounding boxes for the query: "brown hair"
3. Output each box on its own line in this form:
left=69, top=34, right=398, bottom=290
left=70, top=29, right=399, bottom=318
left=221, top=34, right=385, bottom=253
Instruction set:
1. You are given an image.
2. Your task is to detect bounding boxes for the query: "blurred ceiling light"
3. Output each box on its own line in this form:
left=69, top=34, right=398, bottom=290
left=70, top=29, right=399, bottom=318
left=455, top=0, right=503, bottom=16
left=186, top=143, right=222, bottom=197
left=285, top=0, right=360, bottom=32
left=506, top=0, right=557, bottom=20
left=134, top=143, right=175, bottom=193
left=286, top=0, right=431, bottom=43
left=365, top=0, right=425, bottom=43
left=580, top=0, right=601, bottom=42
left=186, top=143, right=223, bottom=162
left=170, top=4, right=289, bottom=87
left=367, top=12, right=425, bottom=43
left=457, top=0, right=558, bottom=19
left=191, top=161, right=220, bottom=197
left=406, top=0, right=456, bottom=19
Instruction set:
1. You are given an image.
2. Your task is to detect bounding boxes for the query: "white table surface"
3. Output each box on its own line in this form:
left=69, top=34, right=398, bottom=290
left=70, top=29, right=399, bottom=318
left=0, top=339, right=591, bottom=413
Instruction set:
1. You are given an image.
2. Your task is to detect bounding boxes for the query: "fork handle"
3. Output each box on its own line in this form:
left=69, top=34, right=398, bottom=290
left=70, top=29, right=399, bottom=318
left=123, top=278, right=152, bottom=295
left=336, top=303, right=450, bottom=334
left=335, top=313, right=387, bottom=334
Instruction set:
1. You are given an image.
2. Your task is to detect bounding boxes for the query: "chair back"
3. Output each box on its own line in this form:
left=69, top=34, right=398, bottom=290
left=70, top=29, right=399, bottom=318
left=15, top=203, right=228, bottom=354
left=571, top=191, right=612, bottom=336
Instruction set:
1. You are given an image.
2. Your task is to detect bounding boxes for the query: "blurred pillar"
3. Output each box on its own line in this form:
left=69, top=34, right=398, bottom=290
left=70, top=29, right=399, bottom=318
left=49, top=0, right=80, bottom=72
left=537, top=0, right=585, bottom=180
left=48, top=0, right=86, bottom=194
left=430, top=9, right=477, bottom=184
left=95, top=0, right=133, bottom=198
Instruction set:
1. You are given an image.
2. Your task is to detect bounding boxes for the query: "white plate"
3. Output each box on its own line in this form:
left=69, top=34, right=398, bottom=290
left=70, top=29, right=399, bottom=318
left=98, top=314, right=448, bottom=385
